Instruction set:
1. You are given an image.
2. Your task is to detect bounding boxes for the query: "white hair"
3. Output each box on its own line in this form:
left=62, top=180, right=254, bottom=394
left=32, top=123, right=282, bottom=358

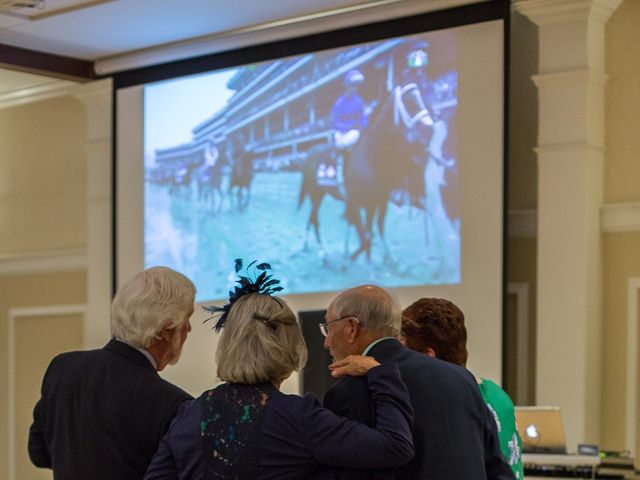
left=330, top=284, right=401, bottom=336
left=216, top=294, right=308, bottom=384
left=111, top=267, right=196, bottom=349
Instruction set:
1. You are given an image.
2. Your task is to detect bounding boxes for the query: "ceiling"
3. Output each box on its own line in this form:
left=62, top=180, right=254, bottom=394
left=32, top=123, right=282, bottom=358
left=0, top=0, right=477, bottom=88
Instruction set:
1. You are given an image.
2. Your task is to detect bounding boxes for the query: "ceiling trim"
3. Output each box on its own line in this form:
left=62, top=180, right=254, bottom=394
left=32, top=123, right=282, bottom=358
left=0, top=42, right=94, bottom=80
left=96, top=0, right=475, bottom=75
left=29, top=0, right=116, bottom=21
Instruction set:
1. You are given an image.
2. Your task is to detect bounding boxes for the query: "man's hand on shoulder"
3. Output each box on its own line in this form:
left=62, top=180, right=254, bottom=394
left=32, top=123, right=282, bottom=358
left=329, top=355, right=380, bottom=378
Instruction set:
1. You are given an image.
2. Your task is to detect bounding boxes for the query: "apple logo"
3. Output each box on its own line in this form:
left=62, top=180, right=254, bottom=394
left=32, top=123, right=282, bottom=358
left=526, top=424, right=539, bottom=439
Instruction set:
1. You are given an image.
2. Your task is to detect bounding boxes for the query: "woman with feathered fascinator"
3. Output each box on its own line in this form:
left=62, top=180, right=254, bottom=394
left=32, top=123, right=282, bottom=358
left=144, top=260, right=415, bottom=479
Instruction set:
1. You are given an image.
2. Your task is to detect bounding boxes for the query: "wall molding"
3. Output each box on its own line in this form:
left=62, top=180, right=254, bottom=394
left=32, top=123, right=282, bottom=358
left=507, top=202, right=640, bottom=238
left=0, top=77, right=79, bottom=110
left=601, top=202, right=640, bottom=233
left=7, top=304, right=86, bottom=480
left=0, top=248, right=86, bottom=276
left=0, top=201, right=636, bottom=278
left=507, top=282, right=531, bottom=404
left=532, top=68, right=608, bottom=88
left=514, top=0, right=623, bottom=26
left=626, top=277, right=640, bottom=458
left=0, top=76, right=109, bottom=112
left=535, top=141, right=606, bottom=156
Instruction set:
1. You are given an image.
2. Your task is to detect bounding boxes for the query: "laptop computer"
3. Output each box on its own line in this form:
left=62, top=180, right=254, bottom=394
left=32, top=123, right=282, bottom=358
left=515, top=406, right=567, bottom=454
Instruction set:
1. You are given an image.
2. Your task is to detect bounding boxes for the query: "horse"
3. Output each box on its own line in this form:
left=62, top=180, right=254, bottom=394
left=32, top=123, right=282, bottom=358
left=297, top=91, right=427, bottom=264
left=297, top=143, right=345, bottom=261
left=169, top=164, right=194, bottom=197
left=228, top=143, right=253, bottom=211
left=342, top=91, right=426, bottom=262
left=195, top=144, right=226, bottom=215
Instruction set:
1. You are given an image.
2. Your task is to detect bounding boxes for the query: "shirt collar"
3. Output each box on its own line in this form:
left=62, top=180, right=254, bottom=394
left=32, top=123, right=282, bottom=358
left=114, top=338, right=158, bottom=370
left=362, top=337, right=396, bottom=356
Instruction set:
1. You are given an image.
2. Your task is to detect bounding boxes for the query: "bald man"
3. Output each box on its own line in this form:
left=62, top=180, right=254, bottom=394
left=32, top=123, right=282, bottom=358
left=321, top=285, right=513, bottom=480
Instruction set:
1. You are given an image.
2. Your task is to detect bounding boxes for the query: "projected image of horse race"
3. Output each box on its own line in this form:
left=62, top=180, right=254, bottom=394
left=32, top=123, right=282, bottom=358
left=144, top=33, right=460, bottom=301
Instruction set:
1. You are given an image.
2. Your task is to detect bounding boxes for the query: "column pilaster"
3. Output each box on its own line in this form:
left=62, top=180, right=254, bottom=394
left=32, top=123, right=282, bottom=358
left=73, top=79, right=113, bottom=349
left=514, top=0, right=622, bottom=448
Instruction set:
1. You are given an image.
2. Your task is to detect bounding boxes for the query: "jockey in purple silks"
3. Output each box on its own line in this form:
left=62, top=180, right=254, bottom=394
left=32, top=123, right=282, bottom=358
left=331, top=68, right=368, bottom=149
left=321, top=68, right=368, bottom=189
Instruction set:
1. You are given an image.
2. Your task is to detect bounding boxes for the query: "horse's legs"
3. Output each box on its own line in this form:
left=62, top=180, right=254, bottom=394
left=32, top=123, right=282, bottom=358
left=200, top=182, right=208, bottom=203
left=305, top=193, right=328, bottom=264
left=376, top=201, right=393, bottom=265
left=303, top=221, right=312, bottom=251
left=303, top=198, right=319, bottom=251
left=236, top=186, right=243, bottom=210
left=243, top=186, right=251, bottom=210
left=207, top=186, right=215, bottom=213
left=201, top=185, right=208, bottom=205
left=313, top=221, right=327, bottom=265
left=213, top=187, right=222, bottom=214
left=363, top=208, right=375, bottom=262
left=343, top=222, right=351, bottom=259
left=349, top=214, right=366, bottom=261
left=227, top=186, right=235, bottom=211
left=206, top=187, right=218, bottom=215
left=240, top=186, right=249, bottom=210
left=350, top=209, right=372, bottom=262
left=235, top=188, right=241, bottom=211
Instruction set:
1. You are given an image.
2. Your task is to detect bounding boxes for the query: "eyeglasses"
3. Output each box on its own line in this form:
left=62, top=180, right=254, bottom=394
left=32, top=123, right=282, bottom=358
left=319, top=315, right=359, bottom=337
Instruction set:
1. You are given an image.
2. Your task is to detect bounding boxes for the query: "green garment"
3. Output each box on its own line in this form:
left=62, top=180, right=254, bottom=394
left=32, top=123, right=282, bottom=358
left=478, top=378, right=524, bottom=480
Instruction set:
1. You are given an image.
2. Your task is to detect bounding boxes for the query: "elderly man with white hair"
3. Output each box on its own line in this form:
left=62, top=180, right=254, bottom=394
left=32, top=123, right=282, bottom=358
left=28, top=266, right=196, bottom=480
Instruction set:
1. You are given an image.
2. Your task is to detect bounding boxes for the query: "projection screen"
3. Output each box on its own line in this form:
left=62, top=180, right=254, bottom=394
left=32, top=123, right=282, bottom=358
left=114, top=4, right=507, bottom=393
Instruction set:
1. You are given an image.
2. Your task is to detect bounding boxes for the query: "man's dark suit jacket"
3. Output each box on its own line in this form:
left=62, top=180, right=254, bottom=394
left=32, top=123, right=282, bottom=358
left=324, top=338, right=514, bottom=480
left=28, top=338, right=192, bottom=480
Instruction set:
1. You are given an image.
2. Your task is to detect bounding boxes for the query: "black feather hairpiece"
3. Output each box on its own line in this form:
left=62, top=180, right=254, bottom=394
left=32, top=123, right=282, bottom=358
left=203, top=259, right=283, bottom=332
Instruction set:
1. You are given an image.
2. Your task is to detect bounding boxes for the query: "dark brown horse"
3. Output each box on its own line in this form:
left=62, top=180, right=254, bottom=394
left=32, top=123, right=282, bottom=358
left=343, top=92, right=421, bottom=262
left=228, top=139, right=253, bottom=211
left=297, top=143, right=344, bottom=261
left=196, top=144, right=226, bottom=214
left=298, top=92, right=427, bottom=263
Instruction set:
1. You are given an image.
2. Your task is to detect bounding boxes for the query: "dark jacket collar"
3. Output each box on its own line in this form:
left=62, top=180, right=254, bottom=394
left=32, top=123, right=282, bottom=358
left=368, top=337, right=402, bottom=355
left=104, top=338, right=157, bottom=372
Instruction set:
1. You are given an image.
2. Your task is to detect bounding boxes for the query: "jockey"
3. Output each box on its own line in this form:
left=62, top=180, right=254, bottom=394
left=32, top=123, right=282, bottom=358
left=331, top=68, right=368, bottom=149
left=204, top=141, right=219, bottom=167
left=394, top=40, right=435, bottom=144
left=321, top=68, right=367, bottom=189
left=389, top=40, right=438, bottom=208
